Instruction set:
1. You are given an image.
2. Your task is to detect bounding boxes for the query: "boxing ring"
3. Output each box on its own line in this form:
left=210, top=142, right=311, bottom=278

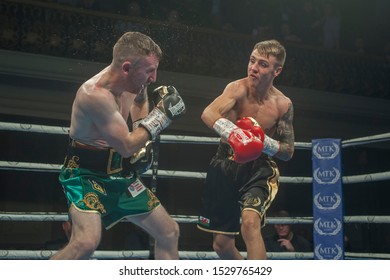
left=1, top=121, right=390, bottom=260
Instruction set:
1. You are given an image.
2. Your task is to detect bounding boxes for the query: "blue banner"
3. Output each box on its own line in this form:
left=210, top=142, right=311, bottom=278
left=312, top=139, right=344, bottom=259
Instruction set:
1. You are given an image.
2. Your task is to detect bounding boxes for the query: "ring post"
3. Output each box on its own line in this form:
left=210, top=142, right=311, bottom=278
left=312, top=139, right=345, bottom=259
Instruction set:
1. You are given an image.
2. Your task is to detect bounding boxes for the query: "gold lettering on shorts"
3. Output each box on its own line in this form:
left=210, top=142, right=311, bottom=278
left=67, top=156, right=80, bottom=168
left=82, top=192, right=106, bottom=213
left=89, top=179, right=106, bottom=195
left=147, top=189, right=160, bottom=210
left=243, top=196, right=261, bottom=207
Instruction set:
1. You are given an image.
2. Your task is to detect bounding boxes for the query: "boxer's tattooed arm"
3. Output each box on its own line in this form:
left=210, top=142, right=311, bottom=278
left=275, top=103, right=295, bottom=161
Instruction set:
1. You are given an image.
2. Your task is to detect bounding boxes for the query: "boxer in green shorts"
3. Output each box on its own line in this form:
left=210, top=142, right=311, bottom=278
left=51, top=32, right=186, bottom=260
left=59, top=143, right=160, bottom=229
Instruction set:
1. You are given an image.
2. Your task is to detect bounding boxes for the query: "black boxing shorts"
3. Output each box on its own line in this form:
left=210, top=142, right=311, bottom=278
left=197, top=142, right=279, bottom=235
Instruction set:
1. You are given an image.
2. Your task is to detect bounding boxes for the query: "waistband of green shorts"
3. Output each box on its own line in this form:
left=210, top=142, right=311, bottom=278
left=63, top=140, right=123, bottom=175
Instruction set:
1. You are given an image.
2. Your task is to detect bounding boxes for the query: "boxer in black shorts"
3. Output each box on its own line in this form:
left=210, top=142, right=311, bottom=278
left=197, top=40, right=294, bottom=260
left=198, top=142, right=279, bottom=234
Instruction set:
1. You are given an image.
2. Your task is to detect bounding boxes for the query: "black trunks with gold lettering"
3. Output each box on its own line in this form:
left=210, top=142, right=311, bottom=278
left=197, top=142, right=280, bottom=234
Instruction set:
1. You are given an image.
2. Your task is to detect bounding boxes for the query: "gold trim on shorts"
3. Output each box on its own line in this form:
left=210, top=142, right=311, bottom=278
left=196, top=224, right=240, bottom=235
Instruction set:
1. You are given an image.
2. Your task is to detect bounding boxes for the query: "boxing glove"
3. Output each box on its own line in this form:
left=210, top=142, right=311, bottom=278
left=124, top=140, right=153, bottom=174
left=236, top=117, right=280, bottom=157
left=236, top=117, right=265, bottom=142
left=213, top=118, right=264, bottom=163
left=140, top=86, right=186, bottom=140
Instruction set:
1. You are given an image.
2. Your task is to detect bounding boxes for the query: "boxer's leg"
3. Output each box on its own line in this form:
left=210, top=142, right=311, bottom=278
left=51, top=205, right=102, bottom=259
left=127, top=205, right=179, bottom=259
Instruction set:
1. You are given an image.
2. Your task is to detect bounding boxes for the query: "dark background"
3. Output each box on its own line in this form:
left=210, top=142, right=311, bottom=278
left=0, top=0, right=389, bottom=256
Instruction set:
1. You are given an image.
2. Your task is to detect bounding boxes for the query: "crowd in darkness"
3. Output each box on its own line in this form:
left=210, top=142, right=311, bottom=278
left=50, top=0, right=390, bottom=57
left=0, top=0, right=389, bottom=99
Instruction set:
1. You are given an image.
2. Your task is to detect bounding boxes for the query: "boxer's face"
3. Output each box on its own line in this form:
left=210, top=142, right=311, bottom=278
left=247, top=49, right=282, bottom=85
left=124, top=54, right=159, bottom=94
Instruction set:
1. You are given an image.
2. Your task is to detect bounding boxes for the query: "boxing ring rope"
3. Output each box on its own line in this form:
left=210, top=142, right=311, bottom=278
left=1, top=160, right=390, bottom=184
left=2, top=212, right=390, bottom=225
left=1, top=249, right=389, bottom=260
left=0, top=248, right=303, bottom=260
left=2, top=121, right=388, bottom=149
left=1, top=121, right=390, bottom=260
left=0, top=121, right=313, bottom=148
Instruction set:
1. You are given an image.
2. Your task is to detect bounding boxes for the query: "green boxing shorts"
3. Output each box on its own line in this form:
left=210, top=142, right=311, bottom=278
left=59, top=166, right=160, bottom=229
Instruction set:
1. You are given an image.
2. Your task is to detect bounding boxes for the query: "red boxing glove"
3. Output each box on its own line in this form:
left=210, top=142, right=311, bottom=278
left=236, top=117, right=280, bottom=157
left=228, top=128, right=264, bottom=163
left=236, top=117, right=265, bottom=142
left=213, top=118, right=264, bottom=163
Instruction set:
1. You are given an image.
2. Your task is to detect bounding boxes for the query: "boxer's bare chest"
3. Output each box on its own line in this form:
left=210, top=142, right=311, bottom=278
left=236, top=98, right=281, bottom=134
